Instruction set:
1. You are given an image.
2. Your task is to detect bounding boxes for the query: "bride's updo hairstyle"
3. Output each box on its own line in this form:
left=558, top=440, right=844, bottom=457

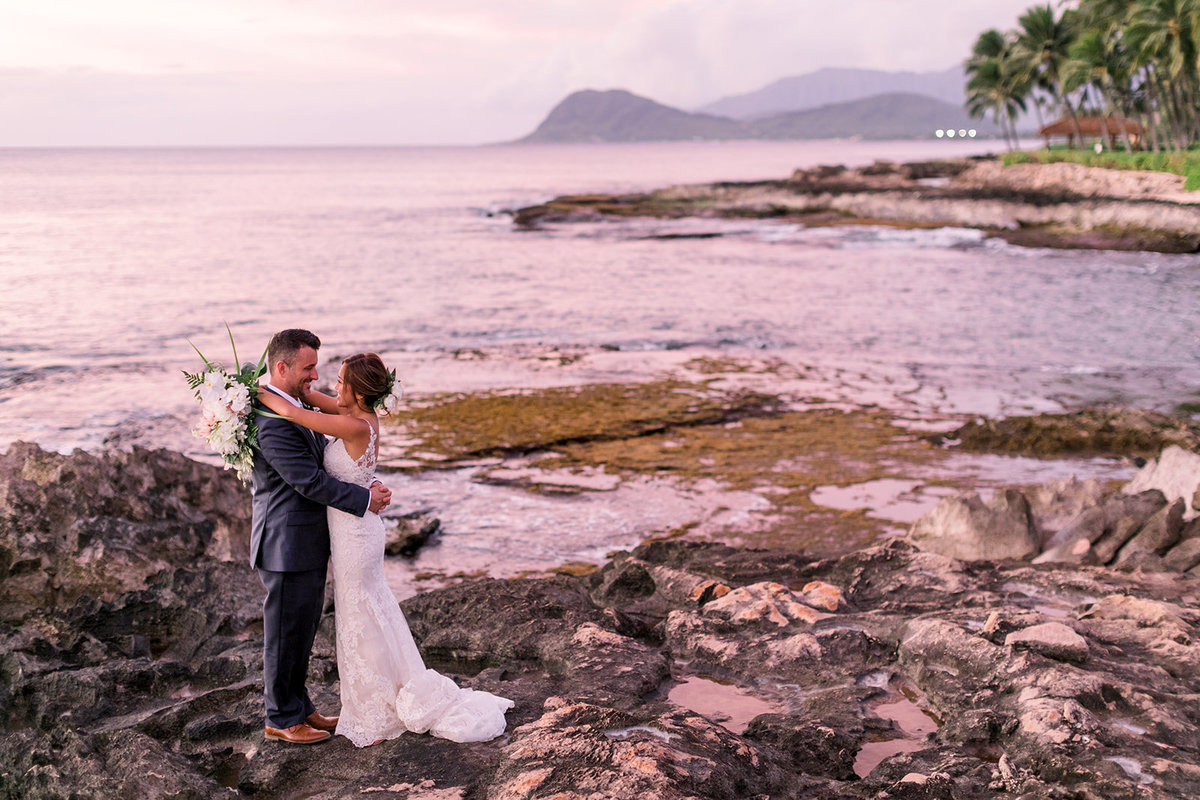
left=341, top=353, right=393, bottom=413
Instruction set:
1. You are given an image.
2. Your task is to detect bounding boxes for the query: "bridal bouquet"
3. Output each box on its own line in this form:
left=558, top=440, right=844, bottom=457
left=182, top=326, right=267, bottom=484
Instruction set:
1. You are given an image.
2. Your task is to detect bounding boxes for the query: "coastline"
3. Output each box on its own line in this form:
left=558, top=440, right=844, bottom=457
left=4, top=340, right=1200, bottom=797
left=512, top=157, right=1200, bottom=254
left=5, top=147, right=1200, bottom=795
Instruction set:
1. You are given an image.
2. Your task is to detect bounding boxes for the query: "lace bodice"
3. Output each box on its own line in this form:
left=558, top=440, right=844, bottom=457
left=323, top=423, right=376, bottom=487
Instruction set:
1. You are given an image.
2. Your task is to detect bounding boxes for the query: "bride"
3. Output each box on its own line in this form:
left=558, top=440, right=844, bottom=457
left=258, top=352, right=513, bottom=746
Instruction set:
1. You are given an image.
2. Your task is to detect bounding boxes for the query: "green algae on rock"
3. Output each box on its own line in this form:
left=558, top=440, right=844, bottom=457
left=933, top=409, right=1200, bottom=458
left=387, top=375, right=958, bottom=556
left=388, top=379, right=785, bottom=465
left=530, top=408, right=947, bottom=555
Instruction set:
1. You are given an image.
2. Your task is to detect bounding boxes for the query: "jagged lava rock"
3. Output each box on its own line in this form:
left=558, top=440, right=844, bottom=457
left=1113, top=498, right=1185, bottom=566
left=1123, top=445, right=1200, bottom=519
left=1036, top=489, right=1167, bottom=564
left=907, top=488, right=1038, bottom=561
left=0, top=441, right=250, bottom=621
left=7, top=444, right=1200, bottom=798
left=383, top=513, right=441, bottom=557
left=1004, top=621, right=1090, bottom=663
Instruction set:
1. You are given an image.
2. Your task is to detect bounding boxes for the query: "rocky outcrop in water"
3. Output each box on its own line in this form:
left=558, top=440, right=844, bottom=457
left=6, top=441, right=1200, bottom=798
left=909, top=445, right=1200, bottom=576
left=512, top=158, right=1200, bottom=253
left=384, top=513, right=442, bottom=557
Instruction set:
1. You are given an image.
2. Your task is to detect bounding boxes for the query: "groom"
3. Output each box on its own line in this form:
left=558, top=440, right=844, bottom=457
left=251, top=328, right=391, bottom=745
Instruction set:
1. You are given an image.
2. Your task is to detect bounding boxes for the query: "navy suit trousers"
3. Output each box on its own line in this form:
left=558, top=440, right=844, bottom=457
left=258, top=566, right=327, bottom=729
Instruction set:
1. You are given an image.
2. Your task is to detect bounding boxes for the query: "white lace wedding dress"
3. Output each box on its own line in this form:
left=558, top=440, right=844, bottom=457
left=324, top=426, right=514, bottom=747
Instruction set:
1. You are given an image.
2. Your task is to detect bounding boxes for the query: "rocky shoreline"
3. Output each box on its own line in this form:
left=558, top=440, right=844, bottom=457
left=5, top=412, right=1200, bottom=798
left=512, top=158, right=1200, bottom=253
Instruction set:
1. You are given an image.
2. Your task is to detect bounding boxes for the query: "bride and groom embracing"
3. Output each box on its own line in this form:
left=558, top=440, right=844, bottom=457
left=250, top=328, right=513, bottom=747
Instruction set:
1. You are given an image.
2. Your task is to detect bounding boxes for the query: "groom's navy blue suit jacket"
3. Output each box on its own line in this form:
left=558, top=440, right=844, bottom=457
left=249, top=397, right=370, bottom=571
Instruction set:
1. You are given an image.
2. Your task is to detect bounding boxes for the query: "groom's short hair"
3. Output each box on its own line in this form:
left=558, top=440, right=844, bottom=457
left=268, top=329, right=321, bottom=369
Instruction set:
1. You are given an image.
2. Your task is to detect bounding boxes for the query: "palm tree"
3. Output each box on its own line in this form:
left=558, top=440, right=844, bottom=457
left=966, top=29, right=1029, bottom=149
left=1075, top=0, right=1136, bottom=34
left=1126, top=0, right=1200, bottom=148
left=1014, top=4, right=1084, bottom=147
left=966, top=0, right=1200, bottom=152
left=1064, top=29, right=1137, bottom=151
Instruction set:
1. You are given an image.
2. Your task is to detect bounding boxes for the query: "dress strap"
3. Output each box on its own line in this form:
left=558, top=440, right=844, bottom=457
left=355, top=421, right=378, bottom=468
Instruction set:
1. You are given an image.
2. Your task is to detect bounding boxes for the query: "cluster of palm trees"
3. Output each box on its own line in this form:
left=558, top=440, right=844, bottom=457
left=966, top=0, right=1200, bottom=152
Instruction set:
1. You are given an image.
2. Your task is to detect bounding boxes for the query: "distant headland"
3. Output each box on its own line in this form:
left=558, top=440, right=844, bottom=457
left=517, top=67, right=1006, bottom=143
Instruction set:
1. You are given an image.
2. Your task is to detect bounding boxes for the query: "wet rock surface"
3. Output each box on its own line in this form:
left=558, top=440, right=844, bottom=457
left=511, top=158, right=1200, bottom=253
left=5, top=442, right=1200, bottom=798
left=385, top=514, right=442, bottom=557
left=912, top=445, right=1200, bottom=580
left=908, top=489, right=1040, bottom=562
left=0, top=440, right=252, bottom=620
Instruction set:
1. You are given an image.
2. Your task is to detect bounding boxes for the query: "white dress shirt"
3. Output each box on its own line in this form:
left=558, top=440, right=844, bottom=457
left=265, top=383, right=303, bottom=407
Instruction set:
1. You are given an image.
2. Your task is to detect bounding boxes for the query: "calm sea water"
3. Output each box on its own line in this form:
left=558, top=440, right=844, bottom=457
left=1, top=141, right=1196, bottom=589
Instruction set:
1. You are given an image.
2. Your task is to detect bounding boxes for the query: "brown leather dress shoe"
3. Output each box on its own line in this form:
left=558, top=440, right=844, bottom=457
left=305, top=711, right=339, bottom=732
left=264, top=723, right=331, bottom=744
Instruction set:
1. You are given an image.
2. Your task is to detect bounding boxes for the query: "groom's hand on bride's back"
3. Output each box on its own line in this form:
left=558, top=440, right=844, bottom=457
left=368, top=481, right=392, bottom=514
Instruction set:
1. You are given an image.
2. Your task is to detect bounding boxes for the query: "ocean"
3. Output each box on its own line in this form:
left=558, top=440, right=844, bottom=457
left=2, top=140, right=1197, bottom=592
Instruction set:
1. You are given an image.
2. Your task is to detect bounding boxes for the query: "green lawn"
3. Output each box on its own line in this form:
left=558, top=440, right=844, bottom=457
left=1003, top=148, right=1200, bottom=191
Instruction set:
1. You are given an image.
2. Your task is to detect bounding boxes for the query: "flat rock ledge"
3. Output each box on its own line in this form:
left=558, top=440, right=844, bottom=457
left=6, top=443, right=1200, bottom=799
left=512, top=158, right=1200, bottom=253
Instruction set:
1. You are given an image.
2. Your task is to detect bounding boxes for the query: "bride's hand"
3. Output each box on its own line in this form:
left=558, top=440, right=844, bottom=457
left=368, top=482, right=391, bottom=514
left=257, top=387, right=288, bottom=415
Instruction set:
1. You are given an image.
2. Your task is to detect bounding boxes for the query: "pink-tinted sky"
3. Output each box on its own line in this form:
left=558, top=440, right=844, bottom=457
left=0, top=0, right=1039, bottom=146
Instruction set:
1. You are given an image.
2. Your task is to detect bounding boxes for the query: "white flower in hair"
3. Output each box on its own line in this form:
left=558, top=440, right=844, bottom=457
left=383, top=388, right=402, bottom=414
left=377, top=368, right=403, bottom=414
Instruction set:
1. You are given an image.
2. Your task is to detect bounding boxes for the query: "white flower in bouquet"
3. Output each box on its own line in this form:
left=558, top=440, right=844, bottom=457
left=183, top=325, right=268, bottom=484
left=199, top=372, right=230, bottom=405
left=210, top=420, right=239, bottom=454
left=227, top=382, right=251, bottom=414
left=196, top=409, right=218, bottom=437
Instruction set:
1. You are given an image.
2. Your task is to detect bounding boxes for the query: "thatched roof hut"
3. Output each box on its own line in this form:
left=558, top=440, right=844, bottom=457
left=1038, top=116, right=1144, bottom=148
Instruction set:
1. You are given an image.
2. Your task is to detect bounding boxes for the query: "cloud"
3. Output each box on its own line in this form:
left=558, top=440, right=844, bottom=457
left=0, top=0, right=1042, bottom=145
left=473, top=0, right=1039, bottom=115
left=0, top=67, right=505, bottom=145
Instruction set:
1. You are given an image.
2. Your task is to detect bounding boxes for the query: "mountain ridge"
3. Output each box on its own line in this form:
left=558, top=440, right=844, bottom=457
left=751, top=91, right=999, bottom=140
left=698, top=66, right=968, bottom=120
left=520, top=87, right=1003, bottom=143
left=520, top=88, right=751, bottom=143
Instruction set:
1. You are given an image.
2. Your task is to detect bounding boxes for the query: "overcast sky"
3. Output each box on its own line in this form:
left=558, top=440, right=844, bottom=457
left=0, top=0, right=1040, bottom=146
